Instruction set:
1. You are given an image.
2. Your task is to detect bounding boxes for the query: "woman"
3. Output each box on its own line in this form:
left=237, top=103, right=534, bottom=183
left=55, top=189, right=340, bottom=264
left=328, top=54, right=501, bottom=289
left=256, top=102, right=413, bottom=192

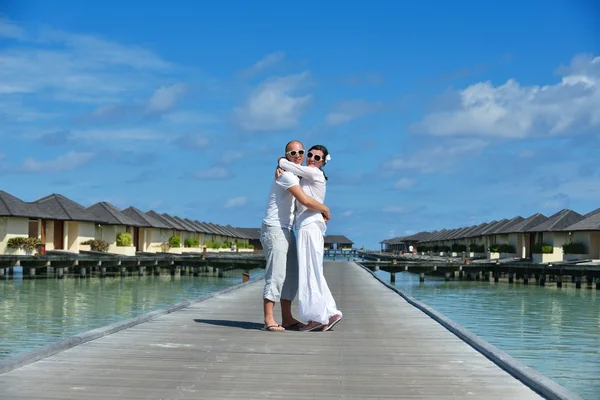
left=278, top=145, right=343, bottom=331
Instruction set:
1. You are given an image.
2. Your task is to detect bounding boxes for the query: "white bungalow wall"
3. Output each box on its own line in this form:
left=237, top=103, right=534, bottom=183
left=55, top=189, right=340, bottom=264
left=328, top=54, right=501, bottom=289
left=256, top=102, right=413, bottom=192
left=570, top=231, right=600, bottom=260
left=0, top=217, right=29, bottom=254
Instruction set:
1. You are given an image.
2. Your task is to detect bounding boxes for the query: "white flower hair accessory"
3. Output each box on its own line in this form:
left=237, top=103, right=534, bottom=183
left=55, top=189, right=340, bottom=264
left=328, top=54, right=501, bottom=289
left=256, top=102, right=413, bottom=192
left=325, top=154, right=331, bottom=162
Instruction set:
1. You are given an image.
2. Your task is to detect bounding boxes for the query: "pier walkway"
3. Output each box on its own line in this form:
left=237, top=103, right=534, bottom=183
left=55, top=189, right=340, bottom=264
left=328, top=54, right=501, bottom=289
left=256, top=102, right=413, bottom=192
left=0, top=262, right=563, bottom=399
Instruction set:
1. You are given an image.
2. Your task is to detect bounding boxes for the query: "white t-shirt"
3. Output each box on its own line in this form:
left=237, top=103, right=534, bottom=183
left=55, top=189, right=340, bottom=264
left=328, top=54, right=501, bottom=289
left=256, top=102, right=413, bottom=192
left=262, top=171, right=300, bottom=230
left=278, top=159, right=326, bottom=229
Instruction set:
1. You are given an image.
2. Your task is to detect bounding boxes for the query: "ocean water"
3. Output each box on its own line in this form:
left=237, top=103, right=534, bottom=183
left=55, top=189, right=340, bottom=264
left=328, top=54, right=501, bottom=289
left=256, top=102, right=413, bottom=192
left=0, top=268, right=263, bottom=359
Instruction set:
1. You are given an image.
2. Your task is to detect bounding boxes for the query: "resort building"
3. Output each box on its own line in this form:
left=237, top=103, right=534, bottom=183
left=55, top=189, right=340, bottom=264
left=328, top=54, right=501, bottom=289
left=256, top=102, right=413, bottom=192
left=0, top=190, right=254, bottom=256
left=384, top=207, right=600, bottom=263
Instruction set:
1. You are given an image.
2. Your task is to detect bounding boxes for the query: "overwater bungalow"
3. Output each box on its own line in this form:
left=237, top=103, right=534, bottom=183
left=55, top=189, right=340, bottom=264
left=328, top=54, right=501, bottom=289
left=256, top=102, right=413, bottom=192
left=527, top=209, right=585, bottom=263
left=0, top=190, right=54, bottom=255
left=324, top=235, right=354, bottom=251
left=183, top=218, right=210, bottom=249
left=33, top=193, right=104, bottom=253
left=561, top=209, right=600, bottom=261
left=168, top=215, right=201, bottom=253
left=464, top=222, right=491, bottom=254
left=234, top=227, right=262, bottom=250
left=85, top=202, right=144, bottom=256
left=484, top=216, right=524, bottom=258
left=143, top=211, right=184, bottom=253
left=121, top=206, right=173, bottom=253
left=493, top=213, right=548, bottom=259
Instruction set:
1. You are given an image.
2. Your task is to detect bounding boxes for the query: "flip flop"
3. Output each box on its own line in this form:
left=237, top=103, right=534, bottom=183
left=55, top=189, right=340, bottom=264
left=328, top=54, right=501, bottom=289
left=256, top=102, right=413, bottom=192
left=282, top=322, right=306, bottom=331
left=262, top=325, right=285, bottom=332
left=323, top=315, right=342, bottom=332
left=300, top=322, right=325, bottom=332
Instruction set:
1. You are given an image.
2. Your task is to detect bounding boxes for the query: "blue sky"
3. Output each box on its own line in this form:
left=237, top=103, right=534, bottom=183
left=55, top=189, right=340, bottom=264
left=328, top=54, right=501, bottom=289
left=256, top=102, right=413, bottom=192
left=0, top=0, right=599, bottom=249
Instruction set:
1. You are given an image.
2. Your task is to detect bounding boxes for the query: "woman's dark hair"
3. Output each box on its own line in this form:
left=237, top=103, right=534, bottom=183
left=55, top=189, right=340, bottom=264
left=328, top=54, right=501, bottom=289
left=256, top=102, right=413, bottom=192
left=308, top=144, right=329, bottom=181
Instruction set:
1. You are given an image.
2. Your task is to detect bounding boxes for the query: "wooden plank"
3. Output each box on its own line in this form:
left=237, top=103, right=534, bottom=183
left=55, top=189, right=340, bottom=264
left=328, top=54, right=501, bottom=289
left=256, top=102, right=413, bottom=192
left=0, top=262, right=545, bottom=399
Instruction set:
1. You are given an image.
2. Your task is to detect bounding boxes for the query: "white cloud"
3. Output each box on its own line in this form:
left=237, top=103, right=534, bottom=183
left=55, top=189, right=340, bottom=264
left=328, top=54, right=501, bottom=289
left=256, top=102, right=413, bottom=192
left=19, top=151, right=94, bottom=173
left=325, top=99, right=384, bottom=126
left=225, top=196, right=247, bottom=208
left=234, top=72, right=311, bottom=131
left=0, top=20, right=178, bottom=130
left=172, top=134, right=211, bottom=149
left=239, top=52, right=285, bottom=78
left=412, top=54, right=600, bottom=138
left=193, top=167, right=230, bottom=180
left=221, top=151, right=245, bottom=164
left=386, top=139, right=488, bottom=173
left=0, top=18, right=24, bottom=39
left=394, top=178, right=416, bottom=189
left=146, top=83, right=187, bottom=113
left=341, top=210, right=354, bottom=217
left=71, top=128, right=165, bottom=141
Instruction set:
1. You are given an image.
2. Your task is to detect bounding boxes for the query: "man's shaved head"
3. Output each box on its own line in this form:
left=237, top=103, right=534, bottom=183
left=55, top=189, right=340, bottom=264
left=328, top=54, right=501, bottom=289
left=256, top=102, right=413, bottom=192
left=285, top=140, right=303, bottom=152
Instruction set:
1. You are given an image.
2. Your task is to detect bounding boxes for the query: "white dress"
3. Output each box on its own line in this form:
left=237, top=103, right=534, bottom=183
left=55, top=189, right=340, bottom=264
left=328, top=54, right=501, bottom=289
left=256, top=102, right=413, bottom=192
left=279, top=159, right=343, bottom=325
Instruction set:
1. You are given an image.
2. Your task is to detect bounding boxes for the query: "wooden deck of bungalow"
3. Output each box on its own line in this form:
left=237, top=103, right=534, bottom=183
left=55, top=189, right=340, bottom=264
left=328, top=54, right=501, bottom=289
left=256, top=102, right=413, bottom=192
left=0, top=261, right=578, bottom=399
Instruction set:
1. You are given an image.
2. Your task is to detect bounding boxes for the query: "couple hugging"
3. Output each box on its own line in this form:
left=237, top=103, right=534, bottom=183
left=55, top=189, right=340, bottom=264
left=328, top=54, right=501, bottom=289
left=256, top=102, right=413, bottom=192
left=260, top=140, right=343, bottom=332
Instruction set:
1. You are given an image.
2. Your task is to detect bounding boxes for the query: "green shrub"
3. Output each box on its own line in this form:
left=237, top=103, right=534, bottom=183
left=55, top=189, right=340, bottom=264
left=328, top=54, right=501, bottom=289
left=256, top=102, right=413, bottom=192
left=160, top=242, right=171, bottom=252
left=168, top=235, right=181, bottom=248
left=184, top=237, right=200, bottom=248
left=222, top=240, right=231, bottom=249
left=489, top=243, right=516, bottom=253
left=116, top=232, right=132, bottom=247
left=451, top=244, right=467, bottom=252
left=532, top=243, right=553, bottom=254
left=469, top=244, right=485, bottom=253
left=81, top=239, right=110, bottom=252
left=7, top=237, right=43, bottom=252
left=562, top=242, right=586, bottom=254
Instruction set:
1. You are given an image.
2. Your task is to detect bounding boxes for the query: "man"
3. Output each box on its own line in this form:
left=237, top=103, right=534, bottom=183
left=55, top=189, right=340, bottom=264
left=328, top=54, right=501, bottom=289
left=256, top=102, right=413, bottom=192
left=260, top=140, right=331, bottom=332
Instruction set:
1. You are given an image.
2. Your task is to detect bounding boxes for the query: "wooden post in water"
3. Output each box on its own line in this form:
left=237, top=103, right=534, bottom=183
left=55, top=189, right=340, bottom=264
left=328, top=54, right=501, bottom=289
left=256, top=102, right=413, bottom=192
left=508, top=273, right=514, bottom=284
left=419, top=273, right=425, bottom=282
left=556, top=275, right=562, bottom=288
left=390, top=272, right=395, bottom=283
left=28, top=268, right=36, bottom=280
left=100, top=267, right=106, bottom=277
left=217, top=268, right=223, bottom=278
left=523, top=275, right=529, bottom=285
left=0, top=268, right=4, bottom=279
left=57, top=267, right=64, bottom=279
left=575, top=276, right=582, bottom=289
left=596, top=277, right=600, bottom=290
left=444, top=272, right=451, bottom=281
left=80, top=267, right=86, bottom=278
left=539, top=274, right=546, bottom=286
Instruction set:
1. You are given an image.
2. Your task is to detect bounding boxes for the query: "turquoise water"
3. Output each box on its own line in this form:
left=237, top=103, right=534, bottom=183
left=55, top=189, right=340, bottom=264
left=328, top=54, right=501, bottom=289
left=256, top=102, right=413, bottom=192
left=373, top=269, right=599, bottom=400
left=0, top=268, right=263, bottom=359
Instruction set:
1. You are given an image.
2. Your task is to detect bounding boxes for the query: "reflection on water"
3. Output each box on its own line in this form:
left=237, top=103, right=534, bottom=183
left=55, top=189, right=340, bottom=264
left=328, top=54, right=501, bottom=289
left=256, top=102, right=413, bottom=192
left=375, top=270, right=599, bottom=400
left=0, top=269, right=264, bottom=359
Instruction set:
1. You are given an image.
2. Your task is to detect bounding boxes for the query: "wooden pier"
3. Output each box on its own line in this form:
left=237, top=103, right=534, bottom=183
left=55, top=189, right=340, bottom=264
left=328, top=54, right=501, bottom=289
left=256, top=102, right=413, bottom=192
left=0, top=261, right=579, bottom=399
left=0, top=252, right=266, bottom=280
left=359, top=260, right=600, bottom=289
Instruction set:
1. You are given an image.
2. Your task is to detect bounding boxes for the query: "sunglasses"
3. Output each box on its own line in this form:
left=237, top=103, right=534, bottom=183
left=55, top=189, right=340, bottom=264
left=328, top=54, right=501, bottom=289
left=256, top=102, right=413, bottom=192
left=307, top=152, right=324, bottom=162
left=286, top=150, right=305, bottom=157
